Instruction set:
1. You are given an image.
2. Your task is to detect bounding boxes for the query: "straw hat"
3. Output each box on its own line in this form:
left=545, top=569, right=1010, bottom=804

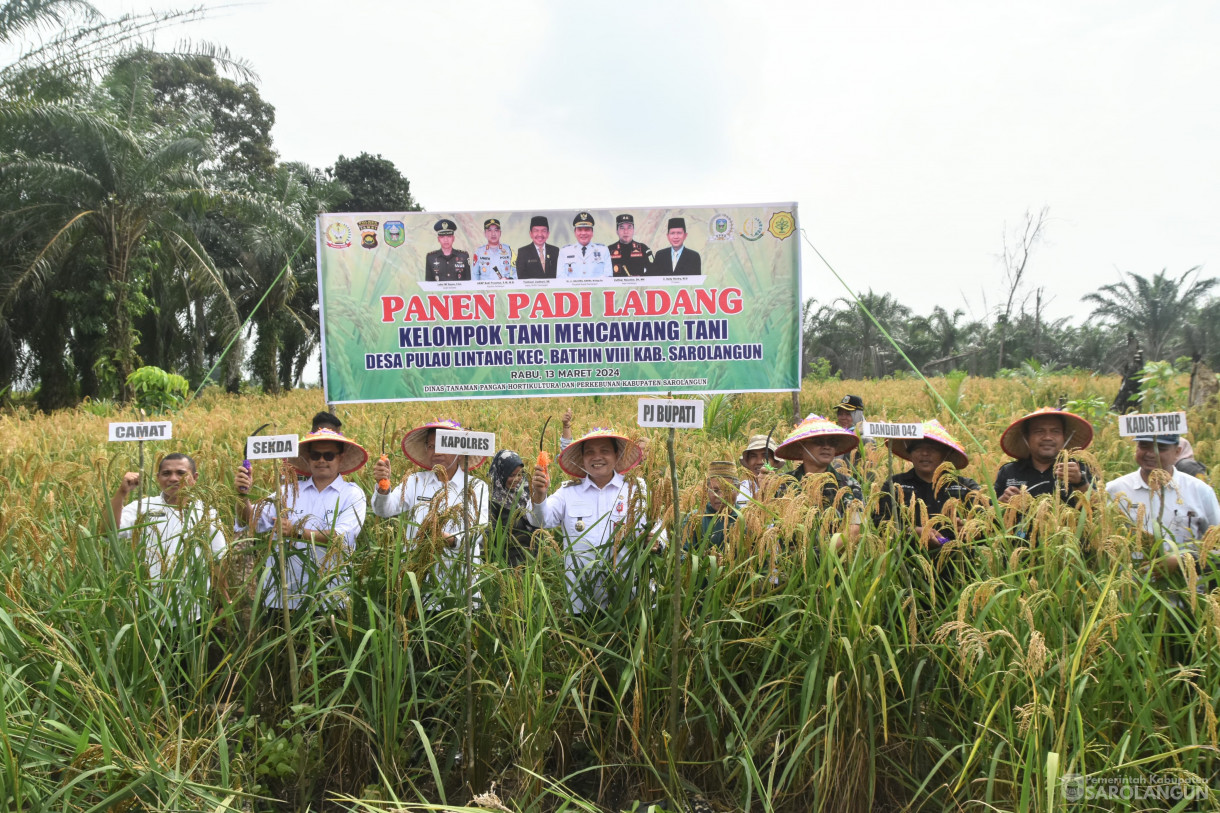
left=558, top=427, right=644, bottom=477
left=707, top=460, right=741, bottom=484
left=289, top=428, right=369, bottom=476
left=401, top=419, right=488, bottom=469
left=999, top=407, right=1094, bottom=459
left=888, top=419, right=969, bottom=469
left=773, top=414, right=860, bottom=460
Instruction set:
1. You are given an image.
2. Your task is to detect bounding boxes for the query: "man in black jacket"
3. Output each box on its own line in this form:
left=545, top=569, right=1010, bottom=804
left=514, top=215, right=558, bottom=279
left=651, top=217, right=701, bottom=276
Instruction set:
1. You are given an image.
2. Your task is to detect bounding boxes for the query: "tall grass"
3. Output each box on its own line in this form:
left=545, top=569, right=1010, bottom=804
left=1, top=375, right=1218, bottom=811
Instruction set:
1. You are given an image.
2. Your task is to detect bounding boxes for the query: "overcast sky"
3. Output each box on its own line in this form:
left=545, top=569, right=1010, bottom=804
left=84, top=0, right=1220, bottom=322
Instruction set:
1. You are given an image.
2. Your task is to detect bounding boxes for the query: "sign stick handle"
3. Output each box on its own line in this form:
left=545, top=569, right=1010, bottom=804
left=137, top=439, right=145, bottom=519
left=462, top=454, right=475, bottom=785
left=277, top=464, right=300, bottom=704
left=666, top=426, right=683, bottom=744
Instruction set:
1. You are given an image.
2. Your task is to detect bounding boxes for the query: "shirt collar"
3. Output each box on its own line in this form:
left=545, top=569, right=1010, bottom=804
left=581, top=471, right=625, bottom=491
left=302, top=474, right=345, bottom=494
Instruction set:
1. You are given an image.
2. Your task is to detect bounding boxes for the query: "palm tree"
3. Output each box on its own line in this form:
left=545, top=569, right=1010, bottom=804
left=1083, top=268, right=1216, bottom=363
left=0, top=60, right=230, bottom=398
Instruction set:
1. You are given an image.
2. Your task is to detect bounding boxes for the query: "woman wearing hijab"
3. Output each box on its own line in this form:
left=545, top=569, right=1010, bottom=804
left=487, top=449, right=535, bottom=566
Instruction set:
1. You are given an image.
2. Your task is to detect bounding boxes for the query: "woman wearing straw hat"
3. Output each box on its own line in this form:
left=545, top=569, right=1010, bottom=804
left=528, top=426, right=663, bottom=613
left=874, top=419, right=984, bottom=548
left=773, top=415, right=865, bottom=543
left=234, top=428, right=369, bottom=609
left=371, top=419, right=489, bottom=604
left=994, top=407, right=1094, bottom=504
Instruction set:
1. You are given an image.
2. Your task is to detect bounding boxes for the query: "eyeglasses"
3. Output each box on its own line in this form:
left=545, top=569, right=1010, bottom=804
left=308, top=451, right=338, bottom=461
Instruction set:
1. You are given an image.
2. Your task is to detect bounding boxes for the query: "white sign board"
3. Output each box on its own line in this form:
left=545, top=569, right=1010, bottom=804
left=108, top=421, right=173, bottom=442
left=862, top=421, right=924, bottom=440
left=436, top=428, right=495, bottom=456
left=1118, top=411, right=1188, bottom=437
left=246, top=434, right=300, bottom=460
left=637, top=398, right=705, bottom=429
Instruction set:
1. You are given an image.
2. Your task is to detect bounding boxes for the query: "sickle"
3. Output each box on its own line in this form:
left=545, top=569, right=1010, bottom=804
left=377, top=414, right=392, bottom=492
left=762, top=424, right=777, bottom=472
left=239, top=423, right=273, bottom=493
left=539, top=416, right=551, bottom=451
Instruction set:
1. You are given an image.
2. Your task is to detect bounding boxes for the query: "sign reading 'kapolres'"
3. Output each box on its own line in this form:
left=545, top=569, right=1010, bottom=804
left=316, top=204, right=801, bottom=403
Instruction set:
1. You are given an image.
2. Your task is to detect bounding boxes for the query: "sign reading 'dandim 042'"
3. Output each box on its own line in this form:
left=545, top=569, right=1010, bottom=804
left=637, top=398, right=704, bottom=429
left=435, top=429, right=496, bottom=457
left=108, top=421, right=173, bottom=441
left=316, top=204, right=802, bottom=403
left=1117, top=412, right=1189, bottom=437
left=862, top=422, right=924, bottom=440
left=246, top=434, right=299, bottom=460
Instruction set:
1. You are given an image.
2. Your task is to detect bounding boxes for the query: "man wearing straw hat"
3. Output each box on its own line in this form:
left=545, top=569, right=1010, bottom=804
left=234, top=428, right=368, bottom=609
left=735, top=433, right=782, bottom=508
left=773, top=415, right=865, bottom=543
left=370, top=419, right=489, bottom=604
left=109, top=453, right=227, bottom=621
left=874, top=419, right=983, bottom=547
left=994, top=407, right=1094, bottom=503
left=684, top=461, right=741, bottom=554
left=1106, top=432, right=1220, bottom=579
left=528, top=426, right=663, bottom=612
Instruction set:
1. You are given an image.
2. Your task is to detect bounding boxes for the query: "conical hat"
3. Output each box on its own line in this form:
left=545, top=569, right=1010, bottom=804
left=888, top=419, right=969, bottom=469
left=558, top=427, right=643, bottom=477
left=289, top=428, right=369, bottom=476
left=401, top=419, right=488, bottom=469
left=999, top=407, right=1094, bottom=459
left=773, top=414, right=860, bottom=460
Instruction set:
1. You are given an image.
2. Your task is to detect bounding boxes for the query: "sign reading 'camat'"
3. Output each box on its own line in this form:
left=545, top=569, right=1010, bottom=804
left=108, top=421, right=173, bottom=441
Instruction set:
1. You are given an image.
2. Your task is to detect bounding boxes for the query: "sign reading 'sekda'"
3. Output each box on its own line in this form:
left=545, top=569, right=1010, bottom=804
left=247, top=434, right=300, bottom=460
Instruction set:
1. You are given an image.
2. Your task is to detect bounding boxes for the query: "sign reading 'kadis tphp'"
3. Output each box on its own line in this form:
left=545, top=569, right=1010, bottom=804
left=1118, top=411, right=1189, bottom=437
left=316, top=203, right=801, bottom=403
left=637, top=398, right=704, bottom=429
left=108, top=421, right=173, bottom=441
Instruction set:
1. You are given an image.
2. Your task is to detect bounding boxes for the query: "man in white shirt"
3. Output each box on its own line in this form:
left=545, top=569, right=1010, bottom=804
left=109, top=452, right=227, bottom=622
left=235, top=429, right=368, bottom=610
left=1106, top=432, right=1220, bottom=580
left=556, top=212, right=613, bottom=279
left=528, top=427, right=663, bottom=613
left=735, top=433, right=781, bottom=509
left=370, top=419, right=488, bottom=608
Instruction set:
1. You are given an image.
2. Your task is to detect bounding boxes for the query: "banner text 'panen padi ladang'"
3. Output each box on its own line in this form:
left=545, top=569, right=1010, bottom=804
left=316, top=204, right=801, bottom=402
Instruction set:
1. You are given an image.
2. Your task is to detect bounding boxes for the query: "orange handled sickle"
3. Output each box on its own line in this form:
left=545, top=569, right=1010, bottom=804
left=537, top=416, right=552, bottom=469
left=377, top=414, right=391, bottom=492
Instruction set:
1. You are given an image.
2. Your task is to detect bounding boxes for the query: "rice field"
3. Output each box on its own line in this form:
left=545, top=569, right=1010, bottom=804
left=1, top=372, right=1218, bottom=812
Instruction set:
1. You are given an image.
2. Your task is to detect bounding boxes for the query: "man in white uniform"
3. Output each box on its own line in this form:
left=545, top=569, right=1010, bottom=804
left=528, top=427, right=663, bottom=612
left=110, top=452, right=227, bottom=622
left=370, top=419, right=488, bottom=608
left=235, top=429, right=368, bottom=610
left=1106, top=432, right=1220, bottom=581
left=556, top=212, right=613, bottom=279
left=471, top=218, right=515, bottom=280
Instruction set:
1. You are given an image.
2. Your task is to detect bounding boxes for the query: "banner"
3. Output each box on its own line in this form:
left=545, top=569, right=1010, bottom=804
left=316, top=204, right=801, bottom=403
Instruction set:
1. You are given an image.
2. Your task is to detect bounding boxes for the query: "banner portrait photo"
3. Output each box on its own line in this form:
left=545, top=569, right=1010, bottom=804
left=316, top=204, right=801, bottom=403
